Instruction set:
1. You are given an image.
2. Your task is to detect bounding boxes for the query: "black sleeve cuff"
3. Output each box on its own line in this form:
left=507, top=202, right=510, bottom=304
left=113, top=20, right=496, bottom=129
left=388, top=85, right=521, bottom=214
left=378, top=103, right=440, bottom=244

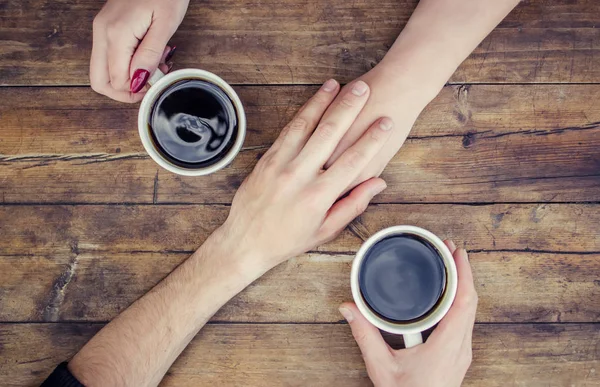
left=41, top=362, right=84, bottom=387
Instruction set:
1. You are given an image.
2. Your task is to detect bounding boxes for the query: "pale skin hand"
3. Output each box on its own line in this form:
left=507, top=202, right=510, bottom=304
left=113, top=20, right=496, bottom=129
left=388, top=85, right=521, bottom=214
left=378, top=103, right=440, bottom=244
left=67, top=79, right=395, bottom=386
left=90, top=0, right=189, bottom=102
left=339, top=241, right=478, bottom=387
left=326, top=0, right=522, bottom=183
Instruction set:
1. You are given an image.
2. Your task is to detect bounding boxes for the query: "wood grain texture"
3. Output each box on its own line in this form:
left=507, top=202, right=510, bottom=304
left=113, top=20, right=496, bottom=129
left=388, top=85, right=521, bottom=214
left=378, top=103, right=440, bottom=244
left=0, top=323, right=598, bottom=387
left=1, top=0, right=599, bottom=85
left=2, top=85, right=599, bottom=204
left=2, top=130, right=598, bottom=204
left=2, top=85, right=600, bottom=154
left=0, top=204, right=597, bottom=256
left=1, top=251, right=599, bottom=323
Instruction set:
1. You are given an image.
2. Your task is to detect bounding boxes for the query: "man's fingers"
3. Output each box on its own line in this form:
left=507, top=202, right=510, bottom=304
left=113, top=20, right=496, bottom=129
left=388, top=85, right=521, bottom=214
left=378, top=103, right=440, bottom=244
left=321, top=117, right=393, bottom=199
left=269, top=79, right=339, bottom=163
left=318, top=178, right=386, bottom=243
left=296, top=81, right=370, bottom=168
left=339, top=302, right=394, bottom=366
left=129, top=21, right=175, bottom=92
left=428, top=248, right=478, bottom=348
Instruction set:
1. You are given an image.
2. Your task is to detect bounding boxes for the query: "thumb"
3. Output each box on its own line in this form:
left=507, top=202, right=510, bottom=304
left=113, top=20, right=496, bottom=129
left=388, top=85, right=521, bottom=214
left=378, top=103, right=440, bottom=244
left=129, top=21, right=174, bottom=91
left=339, top=302, right=393, bottom=366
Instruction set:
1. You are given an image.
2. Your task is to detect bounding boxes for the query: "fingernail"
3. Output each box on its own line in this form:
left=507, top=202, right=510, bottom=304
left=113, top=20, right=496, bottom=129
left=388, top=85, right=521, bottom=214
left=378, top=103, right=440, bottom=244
left=322, top=79, right=337, bottom=92
left=459, top=248, right=469, bottom=261
left=379, top=117, right=393, bottom=131
left=447, top=240, right=456, bottom=251
left=351, top=80, right=368, bottom=96
left=167, top=62, right=174, bottom=72
left=165, top=45, right=177, bottom=63
left=339, top=307, right=354, bottom=323
left=130, top=69, right=150, bottom=93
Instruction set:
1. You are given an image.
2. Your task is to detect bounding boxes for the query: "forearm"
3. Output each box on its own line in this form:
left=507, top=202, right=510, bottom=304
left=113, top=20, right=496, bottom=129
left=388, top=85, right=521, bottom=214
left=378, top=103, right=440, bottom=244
left=67, top=227, right=268, bottom=387
left=328, top=0, right=521, bottom=175
left=380, top=0, right=521, bottom=104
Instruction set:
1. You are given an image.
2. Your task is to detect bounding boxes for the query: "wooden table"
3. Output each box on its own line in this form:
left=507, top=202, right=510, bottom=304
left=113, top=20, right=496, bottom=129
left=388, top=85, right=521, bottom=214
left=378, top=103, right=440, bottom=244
left=1, top=0, right=599, bottom=385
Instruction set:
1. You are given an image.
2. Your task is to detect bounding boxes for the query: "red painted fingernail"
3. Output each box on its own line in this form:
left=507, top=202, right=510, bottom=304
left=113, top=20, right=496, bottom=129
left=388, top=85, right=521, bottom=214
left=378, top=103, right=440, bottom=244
left=130, top=69, right=150, bottom=93
left=165, top=45, right=177, bottom=62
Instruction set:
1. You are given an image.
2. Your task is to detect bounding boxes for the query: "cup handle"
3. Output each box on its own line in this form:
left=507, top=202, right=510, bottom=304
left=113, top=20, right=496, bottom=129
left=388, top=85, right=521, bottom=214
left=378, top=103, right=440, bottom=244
left=148, top=69, right=166, bottom=86
left=403, top=332, right=423, bottom=348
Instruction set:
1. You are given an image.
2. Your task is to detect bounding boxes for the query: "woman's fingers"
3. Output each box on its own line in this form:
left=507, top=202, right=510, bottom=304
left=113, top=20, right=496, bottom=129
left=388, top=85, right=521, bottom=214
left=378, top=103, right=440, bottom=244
left=129, top=21, right=175, bottom=93
left=318, top=178, right=386, bottom=242
left=428, top=248, right=478, bottom=350
left=444, top=239, right=457, bottom=254
left=296, top=81, right=370, bottom=168
left=90, top=21, right=145, bottom=103
left=106, top=27, right=138, bottom=91
left=321, top=117, right=393, bottom=200
left=339, top=302, right=394, bottom=367
left=268, top=79, right=339, bottom=163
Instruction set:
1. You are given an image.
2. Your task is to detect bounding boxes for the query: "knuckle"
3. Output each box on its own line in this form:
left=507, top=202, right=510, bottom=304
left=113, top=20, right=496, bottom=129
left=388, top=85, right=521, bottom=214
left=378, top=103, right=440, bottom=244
left=354, top=201, right=369, bottom=217
left=92, top=15, right=105, bottom=29
left=459, top=350, right=473, bottom=372
left=353, top=330, right=369, bottom=346
left=457, top=289, right=478, bottom=309
left=138, top=46, right=163, bottom=59
left=391, top=362, right=405, bottom=379
left=311, top=91, right=332, bottom=106
left=316, top=122, right=337, bottom=141
left=465, top=289, right=479, bottom=308
left=279, top=165, right=298, bottom=182
left=287, top=117, right=309, bottom=135
left=344, top=148, right=366, bottom=170
left=106, top=23, right=126, bottom=42
left=339, top=95, right=355, bottom=108
left=369, top=126, right=386, bottom=142
left=465, top=350, right=473, bottom=366
left=89, top=78, right=107, bottom=94
left=259, top=153, right=278, bottom=172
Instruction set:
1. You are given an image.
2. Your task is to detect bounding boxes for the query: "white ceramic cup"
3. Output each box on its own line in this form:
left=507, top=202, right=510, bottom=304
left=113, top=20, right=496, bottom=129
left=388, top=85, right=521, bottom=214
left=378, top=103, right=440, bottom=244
left=350, top=225, right=458, bottom=348
left=138, top=69, right=246, bottom=176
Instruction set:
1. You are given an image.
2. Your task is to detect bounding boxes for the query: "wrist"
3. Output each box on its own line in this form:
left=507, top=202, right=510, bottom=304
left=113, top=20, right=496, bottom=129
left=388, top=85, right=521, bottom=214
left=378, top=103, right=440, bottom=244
left=197, top=224, right=274, bottom=283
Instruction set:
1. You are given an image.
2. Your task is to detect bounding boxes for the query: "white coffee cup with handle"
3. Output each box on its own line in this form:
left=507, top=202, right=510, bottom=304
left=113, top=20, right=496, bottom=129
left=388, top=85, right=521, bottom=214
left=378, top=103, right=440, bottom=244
left=138, top=69, right=246, bottom=176
left=350, top=225, right=458, bottom=348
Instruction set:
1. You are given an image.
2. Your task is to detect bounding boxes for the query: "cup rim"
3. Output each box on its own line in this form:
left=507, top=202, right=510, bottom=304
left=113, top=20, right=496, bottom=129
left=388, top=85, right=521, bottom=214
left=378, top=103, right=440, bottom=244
left=350, top=225, right=458, bottom=335
left=138, top=68, right=247, bottom=176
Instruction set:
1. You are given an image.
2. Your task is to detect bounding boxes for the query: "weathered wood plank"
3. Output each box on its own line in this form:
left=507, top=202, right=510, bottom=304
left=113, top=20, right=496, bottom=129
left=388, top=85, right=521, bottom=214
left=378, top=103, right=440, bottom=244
left=1, top=0, right=599, bottom=85
left=0, top=204, right=597, bottom=256
left=1, top=251, right=599, bottom=323
left=159, top=126, right=600, bottom=203
left=3, top=85, right=599, bottom=153
left=3, top=85, right=598, bottom=204
left=0, top=323, right=598, bottom=386
left=2, top=129, right=599, bottom=204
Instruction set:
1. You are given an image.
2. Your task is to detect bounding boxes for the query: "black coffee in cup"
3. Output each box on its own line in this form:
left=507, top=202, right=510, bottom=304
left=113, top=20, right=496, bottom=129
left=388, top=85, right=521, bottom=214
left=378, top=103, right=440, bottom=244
left=149, top=80, right=238, bottom=168
left=359, top=235, right=446, bottom=322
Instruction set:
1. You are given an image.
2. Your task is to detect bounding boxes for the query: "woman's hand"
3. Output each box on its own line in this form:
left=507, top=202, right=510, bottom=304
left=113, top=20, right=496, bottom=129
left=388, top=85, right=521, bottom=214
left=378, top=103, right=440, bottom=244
left=325, top=63, right=439, bottom=185
left=339, top=242, right=478, bottom=387
left=90, top=0, right=189, bottom=102
left=222, top=79, right=394, bottom=269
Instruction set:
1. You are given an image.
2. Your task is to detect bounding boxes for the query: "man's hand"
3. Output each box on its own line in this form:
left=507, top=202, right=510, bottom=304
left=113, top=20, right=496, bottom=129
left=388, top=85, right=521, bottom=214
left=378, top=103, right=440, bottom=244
left=61, top=79, right=394, bottom=386
left=339, top=241, right=478, bottom=387
left=223, top=78, right=394, bottom=268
